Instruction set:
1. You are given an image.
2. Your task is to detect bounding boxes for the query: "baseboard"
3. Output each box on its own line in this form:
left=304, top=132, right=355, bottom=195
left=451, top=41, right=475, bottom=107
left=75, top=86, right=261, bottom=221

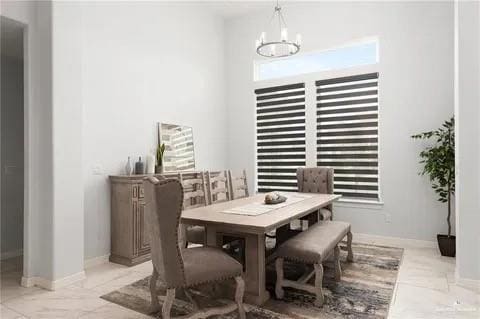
left=84, top=254, right=109, bottom=269
left=1, top=249, right=23, bottom=260
left=21, top=271, right=86, bottom=291
left=455, top=271, right=480, bottom=293
left=354, top=233, right=436, bottom=249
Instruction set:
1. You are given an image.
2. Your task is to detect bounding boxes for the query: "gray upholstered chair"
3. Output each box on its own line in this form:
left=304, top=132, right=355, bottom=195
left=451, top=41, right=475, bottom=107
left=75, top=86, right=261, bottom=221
left=276, top=167, right=334, bottom=246
left=143, top=177, right=246, bottom=319
left=297, top=167, right=334, bottom=221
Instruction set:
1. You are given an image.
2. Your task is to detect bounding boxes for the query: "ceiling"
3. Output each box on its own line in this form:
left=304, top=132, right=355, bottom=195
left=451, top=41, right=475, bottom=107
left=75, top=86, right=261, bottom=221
left=1, top=17, right=24, bottom=60
left=200, top=1, right=273, bottom=19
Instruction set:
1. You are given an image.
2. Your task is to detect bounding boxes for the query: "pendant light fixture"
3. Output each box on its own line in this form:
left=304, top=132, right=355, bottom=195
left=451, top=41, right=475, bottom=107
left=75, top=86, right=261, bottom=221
left=255, top=0, right=301, bottom=58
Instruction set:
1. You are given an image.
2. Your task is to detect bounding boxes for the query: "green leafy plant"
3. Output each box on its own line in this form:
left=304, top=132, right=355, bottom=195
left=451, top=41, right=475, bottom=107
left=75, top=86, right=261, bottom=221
left=156, top=142, right=165, bottom=167
left=412, top=117, right=455, bottom=236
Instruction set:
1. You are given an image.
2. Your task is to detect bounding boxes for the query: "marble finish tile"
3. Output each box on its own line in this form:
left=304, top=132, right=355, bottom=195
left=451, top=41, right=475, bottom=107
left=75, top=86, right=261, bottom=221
left=130, top=261, right=153, bottom=276
left=397, top=266, right=450, bottom=291
left=90, top=270, right=150, bottom=296
left=1, top=271, right=41, bottom=302
left=0, top=304, right=27, bottom=319
left=389, top=283, right=480, bottom=319
left=73, top=262, right=130, bottom=289
left=3, top=285, right=108, bottom=319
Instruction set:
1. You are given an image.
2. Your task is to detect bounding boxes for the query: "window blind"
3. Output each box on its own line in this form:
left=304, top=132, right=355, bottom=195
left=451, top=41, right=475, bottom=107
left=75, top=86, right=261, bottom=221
left=316, top=73, right=379, bottom=200
left=255, top=83, right=306, bottom=192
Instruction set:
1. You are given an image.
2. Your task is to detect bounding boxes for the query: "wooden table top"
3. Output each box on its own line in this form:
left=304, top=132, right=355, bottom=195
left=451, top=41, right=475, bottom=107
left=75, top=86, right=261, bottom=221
left=181, top=193, right=341, bottom=234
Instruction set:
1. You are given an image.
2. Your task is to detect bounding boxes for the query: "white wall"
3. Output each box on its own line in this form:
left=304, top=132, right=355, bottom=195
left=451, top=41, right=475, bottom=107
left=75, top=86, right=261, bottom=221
left=0, top=0, right=55, bottom=282
left=81, top=3, right=227, bottom=259
left=225, top=1, right=454, bottom=241
left=455, top=0, right=480, bottom=282
left=1, top=53, right=24, bottom=258
left=51, top=1, right=85, bottom=280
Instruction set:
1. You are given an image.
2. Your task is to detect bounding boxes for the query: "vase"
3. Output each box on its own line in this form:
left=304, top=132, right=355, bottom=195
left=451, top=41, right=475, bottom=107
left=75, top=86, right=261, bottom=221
left=125, top=157, right=133, bottom=175
left=135, top=156, right=144, bottom=175
left=146, top=154, right=155, bottom=174
left=155, top=165, right=163, bottom=174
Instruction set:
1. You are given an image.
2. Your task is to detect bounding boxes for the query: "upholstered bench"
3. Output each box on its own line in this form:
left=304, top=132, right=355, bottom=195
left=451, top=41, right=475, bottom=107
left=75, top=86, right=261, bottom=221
left=274, top=221, right=353, bottom=307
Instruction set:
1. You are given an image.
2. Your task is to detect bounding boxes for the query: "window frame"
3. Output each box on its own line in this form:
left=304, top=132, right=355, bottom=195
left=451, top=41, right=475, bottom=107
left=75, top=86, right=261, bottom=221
left=253, top=63, right=383, bottom=205
left=254, top=37, right=379, bottom=82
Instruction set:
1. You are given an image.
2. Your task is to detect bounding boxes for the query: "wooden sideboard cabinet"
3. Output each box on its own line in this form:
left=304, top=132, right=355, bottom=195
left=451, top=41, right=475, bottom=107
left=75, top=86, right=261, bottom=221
left=109, top=172, right=204, bottom=266
left=109, top=175, right=155, bottom=266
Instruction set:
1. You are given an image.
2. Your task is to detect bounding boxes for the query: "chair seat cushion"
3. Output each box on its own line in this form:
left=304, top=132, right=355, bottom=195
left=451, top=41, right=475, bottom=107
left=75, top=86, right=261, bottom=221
left=186, top=225, right=205, bottom=245
left=183, top=247, right=242, bottom=286
left=276, top=221, right=351, bottom=264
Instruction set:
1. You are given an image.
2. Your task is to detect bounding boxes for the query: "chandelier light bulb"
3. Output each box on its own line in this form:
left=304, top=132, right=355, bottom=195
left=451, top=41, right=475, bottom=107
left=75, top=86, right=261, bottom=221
left=260, top=32, right=266, bottom=44
left=281, top=28, right=288, bottom=42
left=295, top=33, right=302, bottom=46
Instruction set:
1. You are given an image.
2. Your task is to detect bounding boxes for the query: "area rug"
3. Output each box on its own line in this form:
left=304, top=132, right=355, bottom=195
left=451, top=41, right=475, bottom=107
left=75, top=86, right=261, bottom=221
left=102, top=243, right=403, bottom=318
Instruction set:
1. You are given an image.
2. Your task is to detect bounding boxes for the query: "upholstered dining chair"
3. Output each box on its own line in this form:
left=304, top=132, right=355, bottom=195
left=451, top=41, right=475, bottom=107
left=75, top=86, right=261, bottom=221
left=228, top=169, right=249, bottom=199
left=143, top=177, right=246, bottom=319
left=297, top=167, right=334, bottom=221
left=275, top=167, right=334, bottom=247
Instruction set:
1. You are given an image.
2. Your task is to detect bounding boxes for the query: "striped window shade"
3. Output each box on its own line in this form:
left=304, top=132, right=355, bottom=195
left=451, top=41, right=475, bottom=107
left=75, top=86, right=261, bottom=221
left=316, top=73, right=379, bottom=200
left=255, top=83, right=306, bottom=192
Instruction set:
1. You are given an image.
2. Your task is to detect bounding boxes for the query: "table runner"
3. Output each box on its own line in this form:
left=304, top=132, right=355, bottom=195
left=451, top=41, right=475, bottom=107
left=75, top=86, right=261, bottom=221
left=221, top=193, right=312, bottom=216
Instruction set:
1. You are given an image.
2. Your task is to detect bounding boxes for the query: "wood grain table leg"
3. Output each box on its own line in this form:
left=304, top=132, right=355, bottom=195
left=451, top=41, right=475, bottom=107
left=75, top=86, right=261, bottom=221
left=243, top=233, right=270, bottom=305
left=206, top=227, right=270, bottom=305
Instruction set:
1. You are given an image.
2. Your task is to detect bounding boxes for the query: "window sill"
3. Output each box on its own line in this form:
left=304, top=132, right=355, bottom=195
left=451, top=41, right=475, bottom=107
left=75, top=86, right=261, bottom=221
left=334, top=198, right=384, bottom=210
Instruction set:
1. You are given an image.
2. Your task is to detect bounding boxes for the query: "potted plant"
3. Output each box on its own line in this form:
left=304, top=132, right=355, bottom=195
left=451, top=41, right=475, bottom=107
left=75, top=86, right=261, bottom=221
left=412, top=117, right=455, bottom=257
left=155, top=142, right=165, bottom=174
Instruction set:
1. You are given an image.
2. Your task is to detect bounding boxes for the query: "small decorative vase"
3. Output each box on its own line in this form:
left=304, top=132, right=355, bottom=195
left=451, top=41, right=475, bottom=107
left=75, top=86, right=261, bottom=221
left=146, top=154, right=155, bottom=174
left=125, top=157, right=133, bottom=175
left=155, top=165, right=163, bottom=174
left=135, top=156, right=144, bottom=175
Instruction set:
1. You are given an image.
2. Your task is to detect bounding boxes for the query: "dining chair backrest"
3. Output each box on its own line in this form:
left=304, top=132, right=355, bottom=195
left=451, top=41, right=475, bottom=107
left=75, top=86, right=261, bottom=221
left=296, top=167, right=334, bottom=194
left=296, top=167, right=334, bottom=214
left=206, top=170, right=231, bottom=204
left=180, top=171, right=208, bottom=209
left=143, top=177, right=187, bottom=288
left=228, top=169, right=249, bottom=200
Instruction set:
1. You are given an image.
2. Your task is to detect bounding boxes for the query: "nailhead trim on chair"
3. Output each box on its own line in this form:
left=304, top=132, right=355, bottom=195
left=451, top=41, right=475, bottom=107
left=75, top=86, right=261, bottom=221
left=149, top=177, right=187, bottom=289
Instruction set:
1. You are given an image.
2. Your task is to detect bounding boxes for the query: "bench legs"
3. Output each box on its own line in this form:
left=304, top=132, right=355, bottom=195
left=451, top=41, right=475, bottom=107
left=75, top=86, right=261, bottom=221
left=314, top=263, right=324, bottom=307
left=275, top=258, right=326, bottom=307
left=347, top=231, right=354, bottom=262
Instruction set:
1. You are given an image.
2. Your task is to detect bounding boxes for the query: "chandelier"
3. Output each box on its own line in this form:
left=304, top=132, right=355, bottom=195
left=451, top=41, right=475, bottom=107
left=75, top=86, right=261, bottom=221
left=255, top=1, right=301, bottom=58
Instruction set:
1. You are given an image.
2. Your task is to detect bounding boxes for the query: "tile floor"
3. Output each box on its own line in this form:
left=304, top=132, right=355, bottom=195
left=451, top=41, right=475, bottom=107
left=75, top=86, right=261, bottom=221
left=1, top=235, right=479, bottom=319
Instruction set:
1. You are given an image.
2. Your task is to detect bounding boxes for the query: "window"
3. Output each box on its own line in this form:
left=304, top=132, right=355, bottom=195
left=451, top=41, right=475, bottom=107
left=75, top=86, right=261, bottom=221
left=316, top=73, right=379, bottom=200
left=255, top=83, right=306, bottom=192
left=255, top=40, right=378, bottom=81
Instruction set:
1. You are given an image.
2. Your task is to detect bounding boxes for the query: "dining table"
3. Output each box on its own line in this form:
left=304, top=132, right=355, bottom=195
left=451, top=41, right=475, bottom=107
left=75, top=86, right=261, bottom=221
left=181, top=192, right=341, bottom=305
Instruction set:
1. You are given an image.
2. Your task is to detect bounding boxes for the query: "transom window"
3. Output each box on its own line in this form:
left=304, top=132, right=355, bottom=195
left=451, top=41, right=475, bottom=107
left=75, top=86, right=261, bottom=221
left=254, top=40, right=378, bottom=81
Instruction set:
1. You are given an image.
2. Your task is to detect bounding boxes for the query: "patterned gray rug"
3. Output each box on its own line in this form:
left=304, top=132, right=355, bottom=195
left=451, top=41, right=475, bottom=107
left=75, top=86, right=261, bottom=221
left=102, top=243, right=403, bottom=318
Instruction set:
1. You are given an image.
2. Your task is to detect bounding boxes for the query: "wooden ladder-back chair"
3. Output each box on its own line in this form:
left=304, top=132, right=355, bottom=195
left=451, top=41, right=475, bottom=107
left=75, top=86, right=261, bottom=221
left=179, top=172, right=208, bottom=246
left=228, top=169, right=249, bottom=200
left=206, top=170, right=231, bottom=204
